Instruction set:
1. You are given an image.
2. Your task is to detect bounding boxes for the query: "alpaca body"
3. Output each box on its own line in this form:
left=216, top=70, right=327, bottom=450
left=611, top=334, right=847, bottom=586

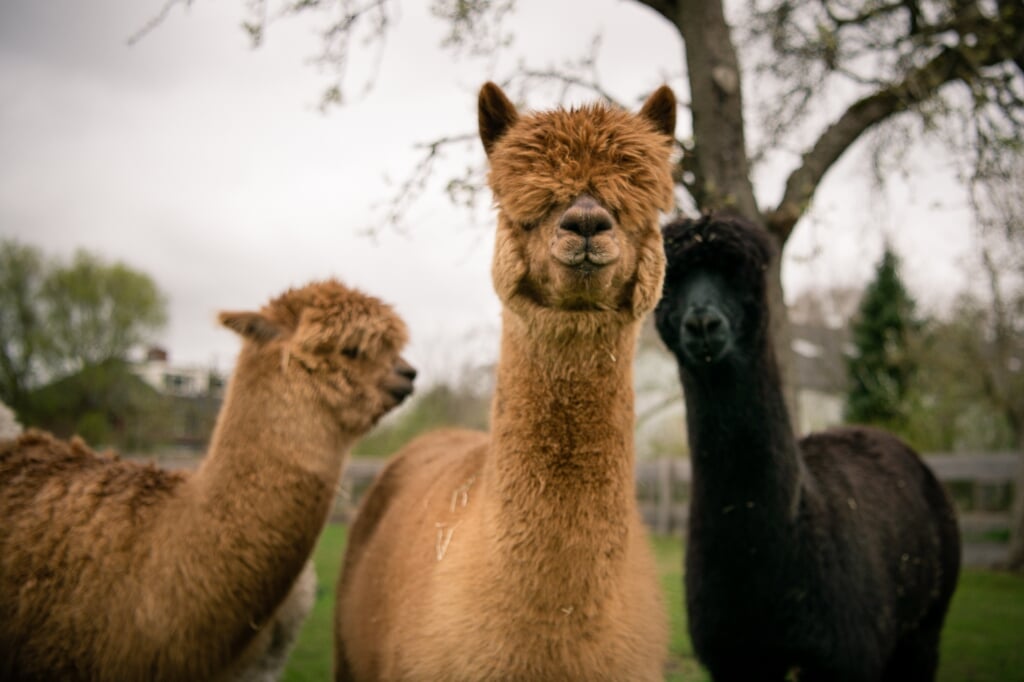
left=337, top=328, right=665, bottom=681
left=0, top=431, right=327, bottom=682
left=335, top=82, right=678, bottom=681
left=655, top=215, right=960, bottom=682
left=0, top=280, right=413, bottom=682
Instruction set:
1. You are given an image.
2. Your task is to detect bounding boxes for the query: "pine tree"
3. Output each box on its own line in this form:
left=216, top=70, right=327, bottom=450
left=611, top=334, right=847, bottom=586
left=845, top=247, right=920, bottom=428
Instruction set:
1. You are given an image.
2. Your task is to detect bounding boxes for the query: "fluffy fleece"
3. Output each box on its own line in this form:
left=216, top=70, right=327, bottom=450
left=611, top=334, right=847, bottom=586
left=334, top=82, right=677, bottom=681
left=0, top=279, right=413, bottom=682
left=655, top=213, right=962, bottom=682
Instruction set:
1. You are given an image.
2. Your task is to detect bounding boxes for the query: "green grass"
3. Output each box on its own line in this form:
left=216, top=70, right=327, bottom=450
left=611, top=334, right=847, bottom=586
left=281, top=524, right=347, bottom=682
left=938, top=569, right=1024, bottom=682
left=284, top=526, right=1024, bottom=681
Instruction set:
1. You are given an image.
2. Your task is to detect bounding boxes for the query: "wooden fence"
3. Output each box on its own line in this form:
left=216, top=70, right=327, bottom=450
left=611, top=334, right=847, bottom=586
left=133, top=450, right=1020, bottom=567
left=334, top=452, right=1020, bottom=567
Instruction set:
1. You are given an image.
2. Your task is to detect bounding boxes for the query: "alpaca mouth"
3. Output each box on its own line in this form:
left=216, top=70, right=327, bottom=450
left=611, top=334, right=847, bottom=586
left=552, top=233, right=621, bottom=270
left=683, top=337, right=730, bottom=365
left=382, top=357, right=416, bottom=406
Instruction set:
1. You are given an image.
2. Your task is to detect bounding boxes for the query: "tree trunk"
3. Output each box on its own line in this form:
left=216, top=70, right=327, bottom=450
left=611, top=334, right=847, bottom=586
left=675, top=0, right=801, bottom=430
left=767, top=255, right=800, bottom=433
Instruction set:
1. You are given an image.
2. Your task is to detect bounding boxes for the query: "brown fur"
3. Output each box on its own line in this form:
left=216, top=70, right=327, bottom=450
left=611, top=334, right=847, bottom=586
left=0, top=279, right=412, bottom=682
left=334, top=83, right=677, bottom=681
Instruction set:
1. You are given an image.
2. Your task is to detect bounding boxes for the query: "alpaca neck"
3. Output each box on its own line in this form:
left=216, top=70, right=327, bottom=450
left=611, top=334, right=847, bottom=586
left=199, top=353, right=350, bottom=497
left=171, top=351, right=349, bottom=645
left=681, top=337, right=803, bottom=522
left=485, top=309, right=639, bottom=605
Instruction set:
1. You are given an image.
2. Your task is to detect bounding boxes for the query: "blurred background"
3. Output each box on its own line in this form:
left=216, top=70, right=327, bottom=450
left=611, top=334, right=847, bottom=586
left=1, top=0, right=1021, bottom=568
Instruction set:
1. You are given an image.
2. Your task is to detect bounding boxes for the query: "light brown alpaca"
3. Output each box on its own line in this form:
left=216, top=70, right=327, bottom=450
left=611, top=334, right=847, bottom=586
left=334, top=82, right=677, bottom=681
left=0, top=279, right=414, bottom=682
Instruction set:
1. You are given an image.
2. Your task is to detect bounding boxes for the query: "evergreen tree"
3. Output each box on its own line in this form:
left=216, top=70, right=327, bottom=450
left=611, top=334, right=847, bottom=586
left=845, top=247, right=920, bottom=428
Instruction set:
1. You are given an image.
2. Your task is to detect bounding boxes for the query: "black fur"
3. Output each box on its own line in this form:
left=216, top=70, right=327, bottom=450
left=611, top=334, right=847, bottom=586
left=655, top=214, right=961, bottom=682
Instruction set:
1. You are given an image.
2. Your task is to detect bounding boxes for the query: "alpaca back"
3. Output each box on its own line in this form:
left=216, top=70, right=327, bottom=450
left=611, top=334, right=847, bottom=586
left=0, top=432, right=187, bottom=680
left=797, top=427, right=961, bottom=626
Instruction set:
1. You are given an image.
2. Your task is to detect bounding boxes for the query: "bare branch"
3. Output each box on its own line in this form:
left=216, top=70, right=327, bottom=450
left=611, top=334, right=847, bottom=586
left=431, top=0, right=516, bottom=56
left=126, top=0, right=194, bottom=46
left=367, top=132, right=479, bottom=236
left=515, top=69, right=626, bottom=107
left=634, top=0, right=679, bottom=24
left=768, top=38, right=1016, bottom=238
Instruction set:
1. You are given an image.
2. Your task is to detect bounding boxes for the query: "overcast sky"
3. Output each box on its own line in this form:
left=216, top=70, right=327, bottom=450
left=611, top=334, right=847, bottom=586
left=0, top=0, right=978, bottom=382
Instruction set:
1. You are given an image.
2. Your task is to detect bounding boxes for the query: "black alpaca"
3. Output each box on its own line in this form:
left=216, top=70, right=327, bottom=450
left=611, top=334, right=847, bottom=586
left=655, top=214, right=961, bottom=682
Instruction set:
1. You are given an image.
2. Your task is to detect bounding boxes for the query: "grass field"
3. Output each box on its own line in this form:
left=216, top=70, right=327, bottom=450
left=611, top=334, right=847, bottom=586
left=283, top=524, right=1024, bottom=682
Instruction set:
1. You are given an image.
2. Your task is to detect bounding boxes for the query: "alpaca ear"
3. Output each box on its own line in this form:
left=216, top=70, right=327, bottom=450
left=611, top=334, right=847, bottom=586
left=479, top=82, right=518, bottom=156
left=639, top=85, right=676, bottom=139
left=219, top=311, right=282, bottom=343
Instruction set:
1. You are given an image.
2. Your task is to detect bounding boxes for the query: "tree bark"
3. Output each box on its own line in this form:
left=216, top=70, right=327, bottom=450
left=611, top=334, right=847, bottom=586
left=676, top=0, right=801, bottom=429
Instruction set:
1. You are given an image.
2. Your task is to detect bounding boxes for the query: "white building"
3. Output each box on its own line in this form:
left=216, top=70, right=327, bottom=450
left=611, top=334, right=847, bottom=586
left=132, top=347, right=225, bottom=399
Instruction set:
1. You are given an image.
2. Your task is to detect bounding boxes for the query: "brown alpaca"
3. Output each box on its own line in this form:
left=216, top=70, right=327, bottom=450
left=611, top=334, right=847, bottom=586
left=334, top=83, right=677, bottom=681
left=0, top=279, right=415, bottom=682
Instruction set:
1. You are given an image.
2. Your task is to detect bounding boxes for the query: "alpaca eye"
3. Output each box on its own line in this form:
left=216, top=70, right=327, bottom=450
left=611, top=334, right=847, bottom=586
left=341, top=346, right=360, bottom=359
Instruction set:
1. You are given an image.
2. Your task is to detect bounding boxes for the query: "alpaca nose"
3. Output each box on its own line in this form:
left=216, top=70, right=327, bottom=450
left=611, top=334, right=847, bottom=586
left=384, top=356, right=416, bottom=405
left=559, top=194, right=613, bottom=237
left=683, top=307, right=725, bottom=339
left=395, top=356, right=417, bottom=381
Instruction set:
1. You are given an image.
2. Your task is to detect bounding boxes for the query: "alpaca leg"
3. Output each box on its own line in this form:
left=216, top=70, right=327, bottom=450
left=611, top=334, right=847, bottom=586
left=880, top=625, right=942, bottom=682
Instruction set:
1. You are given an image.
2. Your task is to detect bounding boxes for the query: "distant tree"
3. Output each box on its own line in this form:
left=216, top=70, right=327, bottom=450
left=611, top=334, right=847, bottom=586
left=788, top=286, right=862, bottom=328
left=0, top=242, right=169, bottom=426
left=41, top=250, right=168, bottom=374
left=25, top=359, right=174, bottom=450
left=845, top=247, right=921, bottom=430
left=0, top=240, right=49, bottom=416
left=967, top=151, right=1024, bottom=571
left=900, top=305, right=1017, bottom=452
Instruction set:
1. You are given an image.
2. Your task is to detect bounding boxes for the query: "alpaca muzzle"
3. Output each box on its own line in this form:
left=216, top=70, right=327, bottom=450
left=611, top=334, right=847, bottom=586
left=383, top=356, right=416, bottom=405
left=552, top=195, right=620, bottom=270
left=681, top=305, right=731, bottom=363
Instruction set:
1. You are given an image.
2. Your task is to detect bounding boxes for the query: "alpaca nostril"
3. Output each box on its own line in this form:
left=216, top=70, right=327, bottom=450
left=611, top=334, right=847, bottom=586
left=683, top=308, right=726, bottom=338
left=395, top=357, right=417, bottom=381
left=559, top=211, right=613, bottom=237
left=684, top=314, right=704, bottom=336
left=559, top=195, right=613, bottom=237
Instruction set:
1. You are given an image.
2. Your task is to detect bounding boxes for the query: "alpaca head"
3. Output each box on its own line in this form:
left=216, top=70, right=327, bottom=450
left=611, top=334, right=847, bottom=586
left=219, top=279, right=414, bottom=433
left=479, top=82, right=677, bottom=331
left=655, top=214, right=776, bottom=370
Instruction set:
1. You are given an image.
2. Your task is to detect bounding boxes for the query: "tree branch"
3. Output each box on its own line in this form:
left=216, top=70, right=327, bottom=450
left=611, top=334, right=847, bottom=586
left=126, top=0, right=194, bottom=46
left=635, top=0, right=678, bottom=24
left=768, top=39, right=1012, bottom=239
left=368, top=132, right=479, bottom=235
left=516, top=69, right=626, bottom=107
